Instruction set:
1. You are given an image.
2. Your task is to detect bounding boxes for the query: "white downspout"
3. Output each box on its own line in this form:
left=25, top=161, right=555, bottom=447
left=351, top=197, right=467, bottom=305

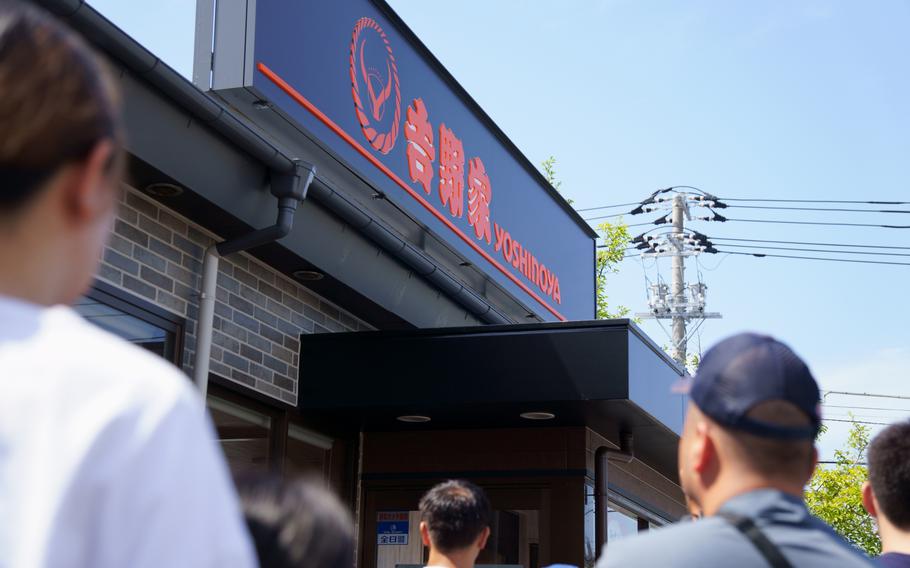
left=193, top=245, right=221, bottom=399
left=190, top=162, right=314, bottom=400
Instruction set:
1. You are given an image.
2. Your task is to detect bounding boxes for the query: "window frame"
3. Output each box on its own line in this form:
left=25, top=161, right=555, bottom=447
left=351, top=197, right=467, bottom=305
left=607, top=489, right=673, bottom=528
left=206, top=377, right=354, bottom=500
left=207, top=382, right=289, bottom=473
left=84, top=280, right=185, bottom=367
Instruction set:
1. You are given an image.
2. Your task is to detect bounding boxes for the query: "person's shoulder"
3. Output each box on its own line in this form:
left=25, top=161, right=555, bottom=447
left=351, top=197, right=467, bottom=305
left=797, top=512, right=875, bottom=566
left=52, top=305, right=184, bottom=372
left=877, top=552, right=910, bottom=568
left=600, top=517, right=742, bottom=567
left=39, top=306, right=196, bottom=408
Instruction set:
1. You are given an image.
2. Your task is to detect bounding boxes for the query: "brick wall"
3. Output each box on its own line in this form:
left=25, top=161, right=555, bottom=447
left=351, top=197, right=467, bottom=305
left=97, top=186, right=371, bottom=404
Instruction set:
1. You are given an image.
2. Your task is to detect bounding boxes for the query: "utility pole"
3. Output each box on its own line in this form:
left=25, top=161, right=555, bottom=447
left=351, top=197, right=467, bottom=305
left=633, top=189, right=722, bottom=369
left=670, top=194, right=687, bottom=364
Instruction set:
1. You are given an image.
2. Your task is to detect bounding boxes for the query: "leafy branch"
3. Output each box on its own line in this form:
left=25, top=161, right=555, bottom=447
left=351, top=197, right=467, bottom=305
left=541, top=156, right=631, bottom=320
left=805, top=418, right=880, bottom=555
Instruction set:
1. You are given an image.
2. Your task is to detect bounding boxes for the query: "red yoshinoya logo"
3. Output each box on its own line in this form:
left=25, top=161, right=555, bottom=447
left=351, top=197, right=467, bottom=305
left=350, top=17, right=401, bottom=154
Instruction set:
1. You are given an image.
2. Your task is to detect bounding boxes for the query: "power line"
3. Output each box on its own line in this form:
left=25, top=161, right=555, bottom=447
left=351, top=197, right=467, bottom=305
left=720, top=250, right=910, bottom=266
left=824, top=418, right=891, bottom=426
left=711, top=237, right=910, bottom=251
left=727, top=204, right=910, bottom=214
left=696, top=253, right=734, bottom=272
left=720, top=217, right=910, bottom=229
left=575, top=201, right=640, bottom=213
left=825, top=390, right=910, bottom=401
left=608, top=214, right=910, bottom=229
left=718, top=243, right=910, bottom=257
left=577, top=196, right=910, bottom=214
left=586, top=207, right=910, bottom=222
left=825, top=411, right=905, bottom=419
left=823, top=404, right=910, bottom=412
left=825, top=415, right=902, bottom=424
left=670, top=186, right=709, bottom=195
left=584, top=212, right=630, bottom=221
left=721, top=198, right=910, bottom=205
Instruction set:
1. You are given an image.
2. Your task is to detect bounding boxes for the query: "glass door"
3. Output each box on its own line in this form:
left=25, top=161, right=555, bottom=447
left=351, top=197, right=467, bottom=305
left=476, top=509, right=539, bottom=568
left=363, top=484, right=549, bottom=568
left=207, top=394, right=272, bottom=476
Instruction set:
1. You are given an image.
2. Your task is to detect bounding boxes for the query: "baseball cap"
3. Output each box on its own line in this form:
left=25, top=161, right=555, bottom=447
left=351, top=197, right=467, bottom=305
left=682, top=332, right=821, bottom=440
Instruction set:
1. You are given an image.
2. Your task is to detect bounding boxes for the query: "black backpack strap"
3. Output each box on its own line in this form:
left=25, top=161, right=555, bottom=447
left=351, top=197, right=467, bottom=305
left=717, top=512, right=794, bottom=568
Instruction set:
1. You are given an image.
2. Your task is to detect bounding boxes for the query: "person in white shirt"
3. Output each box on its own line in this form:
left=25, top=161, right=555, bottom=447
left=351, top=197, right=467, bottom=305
left=0, top=1, right=257, bottom=566
left=418, top=480, right=491, bottom=568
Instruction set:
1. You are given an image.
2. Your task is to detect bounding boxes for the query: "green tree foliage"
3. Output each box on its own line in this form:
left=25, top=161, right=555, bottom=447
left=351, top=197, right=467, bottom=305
left=595, top=220, right=631, bottom=319
left=541, top=157, right=631, bottom=319
left=541, top=156, right=563, bottom=195
left=686, top=352, right=700, bottom=375
left=660, top=345, right=700, bottom=373
left=805, top=420, right=881, bottom=555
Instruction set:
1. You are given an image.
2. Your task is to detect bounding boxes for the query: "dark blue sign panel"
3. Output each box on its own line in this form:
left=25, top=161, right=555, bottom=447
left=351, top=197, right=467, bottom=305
left=376, top=511, right=409, bottom=545
left=246, top=0, right=594, bottom=320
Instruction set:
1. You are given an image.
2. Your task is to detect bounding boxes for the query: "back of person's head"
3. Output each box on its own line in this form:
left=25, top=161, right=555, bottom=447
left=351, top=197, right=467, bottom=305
left=0, top=0, right=120, bottom=213
left=238, top=476, right=354, bottom=568
left=866, top=420, right=910, bottom=530
left=679, top=333, right=821, bottom=508
left=0, top=0, right=122, bottom=304
left=419, top=479, right=492, bottom=553
left=716, top=400, right=816, bottom=482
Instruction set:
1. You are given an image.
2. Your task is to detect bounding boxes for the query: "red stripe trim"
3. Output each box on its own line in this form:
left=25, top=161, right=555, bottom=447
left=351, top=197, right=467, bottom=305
left=257, top=62, right=566, bottom=321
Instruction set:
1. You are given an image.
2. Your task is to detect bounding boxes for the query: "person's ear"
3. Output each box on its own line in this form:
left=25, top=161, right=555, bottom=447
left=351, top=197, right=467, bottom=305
left=419, top=521, right=432, bottom=547
left=862, top=481, right=878, bottom=519
left=61, top=140, right=117, bottom=224
left=477, top=526, right=491, bottom=550
left=807, top=446, right=819, bottom=481
left=691, top=419, right=714, bottom=473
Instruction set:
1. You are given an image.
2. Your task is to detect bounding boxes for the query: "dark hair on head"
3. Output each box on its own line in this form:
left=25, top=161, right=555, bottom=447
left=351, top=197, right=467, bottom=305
left=419, top=479, right=491, bottom=553
left=0, top=0, right=121, bottom=211
left=237, top=476, right=354, bottom=568
left=868, top=420, right=910, bottom=530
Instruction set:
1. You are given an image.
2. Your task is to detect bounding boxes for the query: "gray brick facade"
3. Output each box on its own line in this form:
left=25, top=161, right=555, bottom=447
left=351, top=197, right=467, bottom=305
left=97, top=186, right=371, bottom=404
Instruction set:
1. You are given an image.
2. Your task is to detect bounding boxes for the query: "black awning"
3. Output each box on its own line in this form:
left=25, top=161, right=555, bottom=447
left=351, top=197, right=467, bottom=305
left=296, top=319, right=686, bottom=477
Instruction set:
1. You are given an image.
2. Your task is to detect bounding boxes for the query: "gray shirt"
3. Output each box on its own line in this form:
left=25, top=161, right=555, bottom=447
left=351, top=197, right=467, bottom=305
left=598, top=489, right=873, bottom=567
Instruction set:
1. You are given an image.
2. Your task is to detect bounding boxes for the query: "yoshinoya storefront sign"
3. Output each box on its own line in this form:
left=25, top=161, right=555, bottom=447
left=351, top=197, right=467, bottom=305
left=204, top=0, right=596, bottom=321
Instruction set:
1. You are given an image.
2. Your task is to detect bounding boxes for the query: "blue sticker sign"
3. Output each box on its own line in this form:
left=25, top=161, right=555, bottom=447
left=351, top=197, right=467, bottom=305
left=377, top=511, right=409, bottom=545
left=210, top=0, right=596, bottom=321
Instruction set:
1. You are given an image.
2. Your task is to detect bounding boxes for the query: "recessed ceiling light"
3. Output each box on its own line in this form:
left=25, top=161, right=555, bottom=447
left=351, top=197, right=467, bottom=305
left=144, top=183, right=184, bottom=197
left=396, top=415, right=431, bottom=423
left=520, top=411, right=555, bottom=420
left=292, top=269, right=324, bottom=282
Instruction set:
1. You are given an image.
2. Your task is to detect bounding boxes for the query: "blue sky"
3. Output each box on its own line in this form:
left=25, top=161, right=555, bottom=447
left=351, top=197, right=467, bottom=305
left=87, top=0, right=909, bottom=460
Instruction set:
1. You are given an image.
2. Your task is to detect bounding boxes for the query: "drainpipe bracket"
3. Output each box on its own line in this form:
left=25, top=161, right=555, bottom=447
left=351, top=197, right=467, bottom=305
left=272, top=160, right=316, bottom=202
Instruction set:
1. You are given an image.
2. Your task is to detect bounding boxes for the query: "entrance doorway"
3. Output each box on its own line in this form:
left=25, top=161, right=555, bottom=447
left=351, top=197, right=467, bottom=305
left=362, top=484, right=553, bottom=568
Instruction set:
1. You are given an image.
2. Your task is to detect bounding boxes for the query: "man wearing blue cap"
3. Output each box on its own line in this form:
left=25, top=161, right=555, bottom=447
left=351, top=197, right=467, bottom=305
left=597, top=332, right=872, bottom=567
